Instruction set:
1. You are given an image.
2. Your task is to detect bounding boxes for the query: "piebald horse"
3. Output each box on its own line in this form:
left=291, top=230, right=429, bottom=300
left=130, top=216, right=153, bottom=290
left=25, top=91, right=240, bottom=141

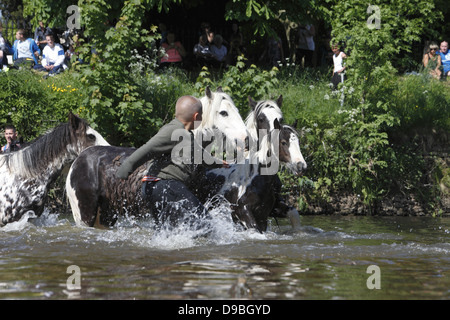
left=194, top=96, right=307, bottom=232
left=0, top=112, right=109, bottom=226
left=66, top=87, right=249, bottom=227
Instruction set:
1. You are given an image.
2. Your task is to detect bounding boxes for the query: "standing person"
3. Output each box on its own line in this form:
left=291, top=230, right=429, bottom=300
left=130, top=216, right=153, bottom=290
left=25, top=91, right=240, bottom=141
left=116, top=96, right=220, bottom=230
left=296, top=24, right=315, bottom=68
left=34, top=20, right=50, bottom=52
left=259, top=35, right=284, bottom=68
left=12, top=29, right=40, bottom=68
left=38, top=33, right=67, bottom=76
left=1, top=125, right=22, bottom=153
left=423, top=42, right=442, bottom=80
left=0, top=24, right=13, bottom=69
left=437, top=41, right=450, bottom=79
left=331, top=43, right=347, bottom=89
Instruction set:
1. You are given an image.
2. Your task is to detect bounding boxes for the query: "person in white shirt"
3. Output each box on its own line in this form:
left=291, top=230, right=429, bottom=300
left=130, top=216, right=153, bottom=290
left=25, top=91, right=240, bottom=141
left=331, top=43, right=347, bottom=89
left=41, top=34, right=67, bottom=75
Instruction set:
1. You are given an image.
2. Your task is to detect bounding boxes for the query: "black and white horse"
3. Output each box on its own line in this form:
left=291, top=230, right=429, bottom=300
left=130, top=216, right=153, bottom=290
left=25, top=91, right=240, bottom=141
left=195, top=96, right=307, bottom=232
left=0, top=112, right=109, bottom=226
left=65, top=88, right=249, bottom=227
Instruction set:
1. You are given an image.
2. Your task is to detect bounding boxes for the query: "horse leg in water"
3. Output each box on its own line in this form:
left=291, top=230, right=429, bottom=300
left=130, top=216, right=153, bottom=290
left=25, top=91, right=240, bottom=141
left=66, top=161, right=102, bottom=227
left=143, top=180, right=212, bottom=232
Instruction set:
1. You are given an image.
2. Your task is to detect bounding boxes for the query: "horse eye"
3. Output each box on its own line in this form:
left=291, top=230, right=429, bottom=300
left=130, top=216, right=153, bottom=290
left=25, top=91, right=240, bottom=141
left=281, top=140, right=287, bottom=146
left=87, top=134, right=96, bottom=140
left=219, top=111, right=228, bottom=117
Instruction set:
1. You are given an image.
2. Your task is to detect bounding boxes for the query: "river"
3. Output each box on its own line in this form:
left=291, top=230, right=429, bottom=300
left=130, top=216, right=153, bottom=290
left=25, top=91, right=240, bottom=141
left=1, top=209, right=449, bottom=300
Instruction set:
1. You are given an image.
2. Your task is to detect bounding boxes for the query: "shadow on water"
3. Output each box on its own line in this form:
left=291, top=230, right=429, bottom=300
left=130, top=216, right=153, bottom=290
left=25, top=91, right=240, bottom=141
left=0, top=210, right=449, bottom=300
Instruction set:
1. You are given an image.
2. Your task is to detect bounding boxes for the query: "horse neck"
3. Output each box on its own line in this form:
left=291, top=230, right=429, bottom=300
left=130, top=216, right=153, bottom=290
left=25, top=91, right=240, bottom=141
left=7, top=124, right=78, bottom=181
left=245, top=111, right=279, bottom=166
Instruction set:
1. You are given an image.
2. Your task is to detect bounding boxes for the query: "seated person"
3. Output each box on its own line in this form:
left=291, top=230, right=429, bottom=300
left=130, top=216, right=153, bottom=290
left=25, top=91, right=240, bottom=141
left=36, top=34, right=67, bottom=76
left=437, top=41, right=450, bottom=78
left=193, top=34, right=214, bottom=65
left=210, top=34, right=227, bottom=66
left=0, top=30, right=13, bottom=69
left=423, top=42, right=442, bottom=79
left=12, top=29, right=40, bottom=68
left=159, top=31, right=186, bottom=68
left=1, top=124, right=22, bottom=153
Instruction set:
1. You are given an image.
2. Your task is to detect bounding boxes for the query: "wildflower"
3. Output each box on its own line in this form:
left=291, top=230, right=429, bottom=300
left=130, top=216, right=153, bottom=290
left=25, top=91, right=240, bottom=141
left=324, top=94, right=330, bottom=100
left=309, top=85, right=314, bottom=90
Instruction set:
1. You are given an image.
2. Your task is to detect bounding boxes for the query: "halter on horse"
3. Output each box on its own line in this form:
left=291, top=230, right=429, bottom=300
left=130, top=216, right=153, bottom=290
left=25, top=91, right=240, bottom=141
left=66, top=88, right=249, bottom=227
left=0, top=112, right=109, bottom=226
left=195, top=96, right=307, bottom=232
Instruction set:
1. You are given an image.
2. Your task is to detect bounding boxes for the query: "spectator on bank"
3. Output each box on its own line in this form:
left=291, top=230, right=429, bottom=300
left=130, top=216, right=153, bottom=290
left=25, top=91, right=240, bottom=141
left=193, top=34, right=214, bottom=66
left=160, top=31, right=186, bottom=68
left=437, top=40, right=450, bottom=79
left=259, top=35, right=284, bottom=68
left=158, top=23, right=168, bottom=47
left=227, top=23, right=246, bottom=66
left=296, top=24, right=315, bottom=68
left=1, top=124, right=22, bottom=153
left=210, top=34, right=227, bottom=66
left=35, top=34, right=67, bottom=77
left=331, top=43, right=347, bottom=89
left=34, top=20, right=50, bottom=52
left=423, top=42, right=442, bottom=80
left=0, top=24, right=13, bottom=69
left=12, top=29, right=40, bottom=68
left=199, top=22, right=215, bottom=46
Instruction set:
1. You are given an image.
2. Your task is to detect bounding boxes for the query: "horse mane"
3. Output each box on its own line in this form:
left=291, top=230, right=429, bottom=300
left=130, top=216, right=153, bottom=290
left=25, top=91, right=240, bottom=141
left=245, top=99, right=283, bottom=165
left=0, top=119, right=86, bottom=178
left=245, top=99, right=283, bottom=142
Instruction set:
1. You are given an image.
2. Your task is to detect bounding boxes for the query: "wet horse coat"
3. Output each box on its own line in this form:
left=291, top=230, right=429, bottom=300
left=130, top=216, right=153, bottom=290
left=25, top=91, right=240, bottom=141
left=0, top=113, right=109, bottom=226
left=195, top=97, right=307, bottom=232
left=66, top=88, right=249, bottom=227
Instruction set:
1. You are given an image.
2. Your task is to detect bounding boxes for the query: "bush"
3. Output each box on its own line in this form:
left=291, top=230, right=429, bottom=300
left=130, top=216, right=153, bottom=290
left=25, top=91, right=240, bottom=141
left=0, top=69, right=86, bottom=141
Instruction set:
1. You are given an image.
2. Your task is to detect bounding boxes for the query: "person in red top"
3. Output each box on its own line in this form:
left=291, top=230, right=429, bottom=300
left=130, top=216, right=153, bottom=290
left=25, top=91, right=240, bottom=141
left=160, top=31, right=186, bottom=68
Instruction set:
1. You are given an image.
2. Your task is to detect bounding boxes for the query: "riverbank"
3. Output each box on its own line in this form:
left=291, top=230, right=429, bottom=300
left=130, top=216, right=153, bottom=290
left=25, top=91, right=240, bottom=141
left=288, top=128, right=449, bottom=217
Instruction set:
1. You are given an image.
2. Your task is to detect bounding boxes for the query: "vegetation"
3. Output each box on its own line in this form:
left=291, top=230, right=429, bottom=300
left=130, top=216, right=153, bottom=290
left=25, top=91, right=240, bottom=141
left=0, top=0, right=448, bottom=215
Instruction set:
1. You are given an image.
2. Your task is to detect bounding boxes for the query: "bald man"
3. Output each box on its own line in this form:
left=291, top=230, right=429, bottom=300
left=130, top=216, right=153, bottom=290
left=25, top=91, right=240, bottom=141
left=116, top=96, right=212, bottom=231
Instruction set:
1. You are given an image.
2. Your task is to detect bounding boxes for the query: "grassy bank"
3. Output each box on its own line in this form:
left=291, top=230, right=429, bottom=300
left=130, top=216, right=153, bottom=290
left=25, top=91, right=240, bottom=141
left=0, top=65, right=448, bottom=216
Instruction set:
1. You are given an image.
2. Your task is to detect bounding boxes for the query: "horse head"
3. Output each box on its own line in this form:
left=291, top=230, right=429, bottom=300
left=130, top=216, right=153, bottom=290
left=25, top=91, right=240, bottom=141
left=197, top=87, right=248, bottom=158
left=246, top=96, right=284, bottom=167
left=279, top=124, right=307, bottom=175
left=68, top=112, right=110, bottom=156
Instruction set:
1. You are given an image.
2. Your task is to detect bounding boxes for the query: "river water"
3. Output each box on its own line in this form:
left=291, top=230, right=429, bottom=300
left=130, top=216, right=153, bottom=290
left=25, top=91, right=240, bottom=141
left=0, top=208, right=449, bottom=300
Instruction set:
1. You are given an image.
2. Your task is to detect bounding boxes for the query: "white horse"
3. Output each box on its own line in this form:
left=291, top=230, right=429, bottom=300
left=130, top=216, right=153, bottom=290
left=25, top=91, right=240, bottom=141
left=0, top=113, right=109, bottom=226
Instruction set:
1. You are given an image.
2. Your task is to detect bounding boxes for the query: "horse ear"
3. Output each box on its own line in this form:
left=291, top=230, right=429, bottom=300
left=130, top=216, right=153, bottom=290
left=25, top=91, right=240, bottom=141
left=276, top=95, right=283, bottom=107
left=248, top=96, right=257, bottom=110
left=274, top=118, right=281, bottom=130
left=292, top=118, right=298, bottom=129
left=205, top=86, right=212, bottom=99
left=68, top=111, right=81, bottom=131
left=216, top=86, right=223, bottom=93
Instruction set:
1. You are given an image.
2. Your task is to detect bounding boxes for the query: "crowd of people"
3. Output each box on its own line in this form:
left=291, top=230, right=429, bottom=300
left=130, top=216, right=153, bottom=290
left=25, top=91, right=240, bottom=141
left=0, top=21, right=71, bottom=78
left=423, top=41, right=450, bottom=80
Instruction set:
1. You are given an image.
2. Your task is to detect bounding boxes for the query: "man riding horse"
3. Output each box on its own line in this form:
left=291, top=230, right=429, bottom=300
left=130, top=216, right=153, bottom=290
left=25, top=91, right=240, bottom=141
left=116, top=95, right=227, bottom=231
